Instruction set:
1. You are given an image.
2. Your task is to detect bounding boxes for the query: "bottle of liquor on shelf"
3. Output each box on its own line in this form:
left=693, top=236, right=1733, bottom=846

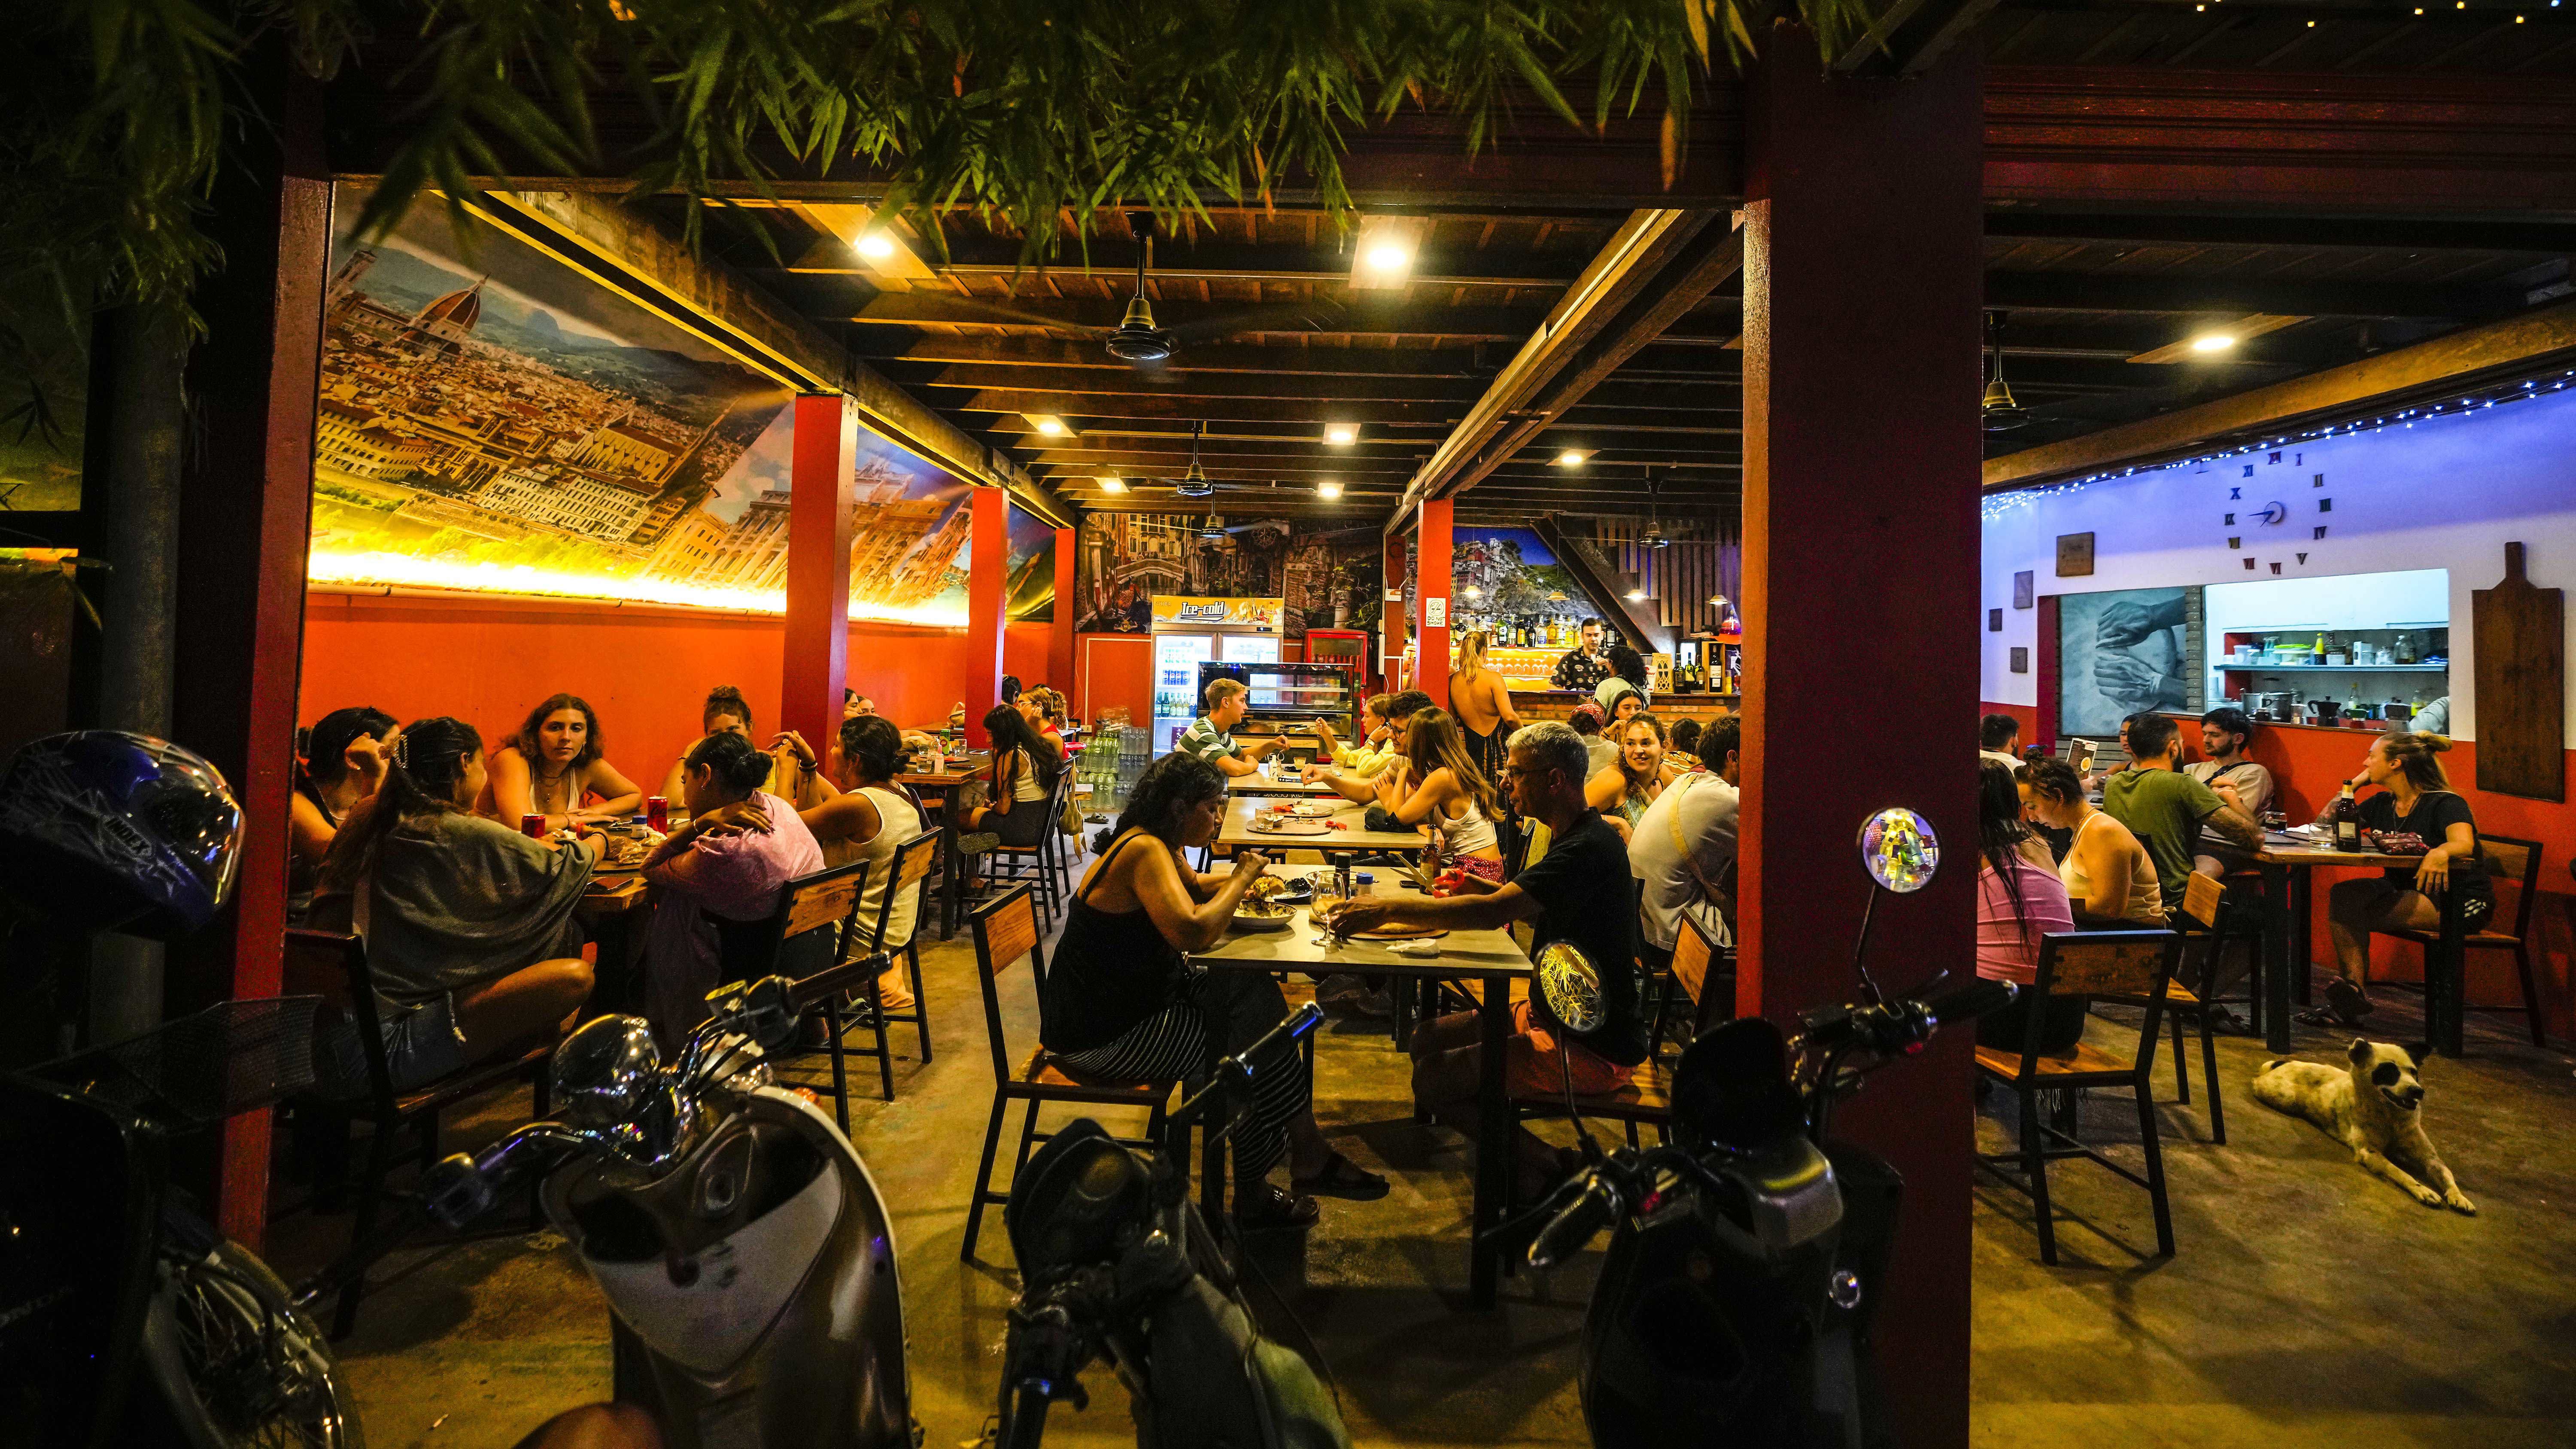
left=2330, top=781, right=2363, bottom=852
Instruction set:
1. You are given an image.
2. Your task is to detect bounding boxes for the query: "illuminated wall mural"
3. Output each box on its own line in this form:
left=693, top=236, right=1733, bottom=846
left=1072, top=512, right=1381, bottom=637
left=1005, top=503, right=1057, bottom=621
left=308, top=186, right=972, bottom=624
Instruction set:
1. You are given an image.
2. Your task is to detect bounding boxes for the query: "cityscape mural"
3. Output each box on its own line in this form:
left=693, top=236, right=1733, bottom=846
left=1071, top=512, right=1382, bottom=637
left=308, top=186, right=972, bottom=624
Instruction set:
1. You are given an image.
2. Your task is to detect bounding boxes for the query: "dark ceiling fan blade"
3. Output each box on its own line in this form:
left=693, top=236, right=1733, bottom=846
left=1162, top=299, right=1350, bottom=346
left=927, top=293, right=1115, bottom=335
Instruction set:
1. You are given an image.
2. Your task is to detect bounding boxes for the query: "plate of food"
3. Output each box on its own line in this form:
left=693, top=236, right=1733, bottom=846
left=1248, top=814, right=1332, bottom=835
left=1233, top=878, right=1300, bottom=931
left=1288, top=801, right=1339, bottom=818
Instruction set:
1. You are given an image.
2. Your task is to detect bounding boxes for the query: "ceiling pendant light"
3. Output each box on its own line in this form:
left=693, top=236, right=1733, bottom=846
left=1982, top=311, right=2030, bottom=432
left=1173, top=420, right=1215, bottom=498
left=1639, top=469, right=1673, bottom=549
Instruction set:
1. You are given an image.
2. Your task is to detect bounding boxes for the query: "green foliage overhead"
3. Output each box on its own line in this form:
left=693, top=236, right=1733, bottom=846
left=7, top=0, right=1868, bottom=436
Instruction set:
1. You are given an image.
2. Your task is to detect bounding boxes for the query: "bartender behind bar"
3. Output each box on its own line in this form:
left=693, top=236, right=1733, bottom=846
left=1552, top=618, right=1613, bottom=693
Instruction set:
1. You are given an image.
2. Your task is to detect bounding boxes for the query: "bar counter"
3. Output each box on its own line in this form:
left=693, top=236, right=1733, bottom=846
left=1506, top=687, right=1739, bottom=723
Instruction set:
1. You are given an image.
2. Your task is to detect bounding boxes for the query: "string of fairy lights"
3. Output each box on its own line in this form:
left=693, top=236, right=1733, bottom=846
left=1979, top=364, right=2576, bottom=523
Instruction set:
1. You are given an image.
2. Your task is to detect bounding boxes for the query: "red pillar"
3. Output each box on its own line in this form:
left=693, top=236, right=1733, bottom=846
left=783, top=394, right=855, bottom=753
left=1048, top=526, right=1077, bottom=692
left=1413, top=498, right=1452, bottom=707
left=963, top=487, right=1009, bottom=747
left=167, top=55, right=329, bottom=1250
left=1737, top=24, right=1984, bottom=1446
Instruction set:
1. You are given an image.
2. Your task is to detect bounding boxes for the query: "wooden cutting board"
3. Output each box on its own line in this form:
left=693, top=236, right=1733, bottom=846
left=2472, top=542, right=2564, bottom=802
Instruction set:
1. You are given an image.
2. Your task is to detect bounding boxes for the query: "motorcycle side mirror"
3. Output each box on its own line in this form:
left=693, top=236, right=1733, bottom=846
left=705, top=974, right=799, bottom=1050
left=1856, top=807, right=1940, bottom=893
left=550, top=1015, right=663, bottom=1128
left=1533, top=941, right=1607, bottom=1035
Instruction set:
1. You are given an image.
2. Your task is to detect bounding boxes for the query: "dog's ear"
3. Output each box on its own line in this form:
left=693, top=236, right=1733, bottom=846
left=2346, top=1037, right=2371, bottom=1062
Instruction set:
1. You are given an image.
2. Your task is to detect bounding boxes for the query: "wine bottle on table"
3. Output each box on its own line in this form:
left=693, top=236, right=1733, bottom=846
left=2332, top=782, right=2363, bottom=852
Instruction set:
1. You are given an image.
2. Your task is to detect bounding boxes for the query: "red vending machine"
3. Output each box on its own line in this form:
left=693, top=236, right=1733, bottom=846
left=1303, top=629, right=1373, bottom=695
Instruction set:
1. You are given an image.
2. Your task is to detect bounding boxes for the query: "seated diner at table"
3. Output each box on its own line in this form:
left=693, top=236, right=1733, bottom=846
left=2102, top=712, right=2260, bottom=916
left=1367, top=707, right=1507, bottom=880
left=829, top=691, right=941, bottom=778
left=958, top=704, right=1064, bottom=848
left=2019, top=757, right=2166, bottom=926
left=1628, top=714, right=1741, bottom=971
left=1325, top=721, right=1645, bottom=1201
left=1044, top=753, right=1388, bottom=1228
left=2184, top=705, right=2274, bottom=877
left=1014, top=685, right=1069, bottom=759
left=637, top=732, right=824, bottom=1045
left=1666, top=716, right=1704, bottom=771
left=310, top=717, right=598, bottom=1095
left=1975, top=758, right=2084, bottom=1053
left=1173, top=677, right=1292, bottom=778
left=1317, top=689, right=1434, bottom=802
left=774, top=715, right=927, bottom=1011
left=1595, top=644, right=1650, bottom=720
left=1980, top=712, right=2024, bottom=770
left=289, top=705, right=398, bottom=922
left=659, top=685, right=814, bottom=811
left=2306, top=729, right=2493, bottom=1027
left=1588, top=712, right=1681, bottom=840
left=1570, top=700, right=1619, bottom=777
left=1308, top=694, right=1400, bottom=780
left=483, top=693, right=644, bottom=832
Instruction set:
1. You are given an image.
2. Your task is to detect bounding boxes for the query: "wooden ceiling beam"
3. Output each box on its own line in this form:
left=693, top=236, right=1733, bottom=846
left=1985, top=269, right=2480, bottom=320
left=868, top=337, right=1486, bottom=376
left=848, top=294, right=1572, bottom=338
left=1986, top=210, right=2576, bottom=256
left=775, top=237, right=1598, bottom=288
left=885, top=364, right=1492, bottom=404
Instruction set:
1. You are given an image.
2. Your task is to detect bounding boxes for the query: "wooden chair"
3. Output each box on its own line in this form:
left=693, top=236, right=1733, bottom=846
left=714, top=860, right=875, bottom=1124
left=283, top=927, right=556, bottom=1339
left=982, top=767, right=1074, bottom=920
left=961, top=885, right=1176, bottom=1262
left=1650, top=912, right=1734, bottom=1062
left=2108, top=872, right=2228, bottom=1145
left=837, top=832, right=943, bottom=1102
left=2370, top=834, right=2548, bottom=1049
left=1974, top=930, right=2181, bottom=1266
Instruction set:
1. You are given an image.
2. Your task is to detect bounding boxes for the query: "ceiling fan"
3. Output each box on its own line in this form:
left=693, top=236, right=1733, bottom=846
left=1982, top=311, right=2030, bottom=432
left=1638, top=468, right=1674, bottom=549
left=921, top=214, right=1346, bottom=369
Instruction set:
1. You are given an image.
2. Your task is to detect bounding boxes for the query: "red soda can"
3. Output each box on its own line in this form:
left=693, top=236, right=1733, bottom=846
left=646, top=796, right=670, bottom=832
left=521, top=813, right=545, bottom=838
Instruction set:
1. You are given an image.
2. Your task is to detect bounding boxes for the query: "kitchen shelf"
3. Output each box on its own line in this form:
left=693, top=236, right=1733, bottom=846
left=2217, top=662, right=2448, bottom=672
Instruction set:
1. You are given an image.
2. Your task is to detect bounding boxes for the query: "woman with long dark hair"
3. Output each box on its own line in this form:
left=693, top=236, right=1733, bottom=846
left=1371, top=706, right=1507, bottom=879
left=2311, top=730, right=2492, bottom=1026
left=1586, top=712, right=1681, bottom=839
left=772, top=714, right=929, bottom=1011
left=960, top=703, right=1063, bottom=848
left=485, top=692, right=644, bottom=832
left=313, top=717, right=598, bottom=1093
left=1974, top=758, right=2080, bottom=1052
left=288, top=705, right=397, bottom=920
left=639, top=731, right=826, bottom=1043
left=1044, top=753, right=1386, bottom=1229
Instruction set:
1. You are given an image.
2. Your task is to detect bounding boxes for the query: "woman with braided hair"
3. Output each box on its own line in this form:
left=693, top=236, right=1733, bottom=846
left=312, top=717, right=600, bottom=1095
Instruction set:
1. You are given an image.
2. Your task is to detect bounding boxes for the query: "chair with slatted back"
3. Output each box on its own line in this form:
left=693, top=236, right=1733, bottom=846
left=283, top=927, right=556, bottom=1339
left=2370, top=834, right=2548, bottom=1049
left=714, top=860, right=873, bottom=1125
left=981, top=767, right=1074, bottom=921
left=1650, top=912, right=1734, bottom=1061
left=2109, top=871, right=2228, bottom=1144
left=833, top=831, right=943, bottom=1102
left=1974, top=930, right=2182, bottom=1266
left=961, top=884, right=1176, bottom=1262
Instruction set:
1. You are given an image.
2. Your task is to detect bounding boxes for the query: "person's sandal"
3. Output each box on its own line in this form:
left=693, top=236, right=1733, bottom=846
left=2295, top=978, right=2375, bottom=1028
left=1233, top=1182, right=1320, bottom=1231
left=1293, top=1151, right=1389, bottom=1201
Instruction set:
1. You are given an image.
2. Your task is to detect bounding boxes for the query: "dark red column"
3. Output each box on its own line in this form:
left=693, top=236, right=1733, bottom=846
left=1049, top=526, right=1077, bottom=691
left=963, top=487, right=1009, bottom=747
left=1736, top=24, right=1984, bottom=1446
left=783, top=394, right=855, bottom=753
left=1414, top=498, right=1452, bottom=706
left=165, top=59, right=330, bottom=1249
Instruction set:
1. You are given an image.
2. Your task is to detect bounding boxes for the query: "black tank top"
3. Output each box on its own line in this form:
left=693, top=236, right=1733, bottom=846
left=1039, top=830, right=1191, bottom=1053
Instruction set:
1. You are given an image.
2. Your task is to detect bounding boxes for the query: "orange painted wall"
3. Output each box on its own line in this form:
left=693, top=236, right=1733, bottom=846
left=1986, top=696, right=2576, bottom=1039
left=302, top=593, right=1012, bottom=789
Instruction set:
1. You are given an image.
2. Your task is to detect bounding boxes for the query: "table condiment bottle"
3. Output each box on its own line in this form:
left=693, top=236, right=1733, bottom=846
left=2332, top=783, right=2363, bottom=852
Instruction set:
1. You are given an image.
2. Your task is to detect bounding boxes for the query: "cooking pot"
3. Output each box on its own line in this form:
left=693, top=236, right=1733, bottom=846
left=2245, top=691, right=2293, bottom=720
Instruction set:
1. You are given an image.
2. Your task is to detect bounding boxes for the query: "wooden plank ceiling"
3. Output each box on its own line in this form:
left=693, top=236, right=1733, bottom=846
left=615, top=0, right=2576, bottom=539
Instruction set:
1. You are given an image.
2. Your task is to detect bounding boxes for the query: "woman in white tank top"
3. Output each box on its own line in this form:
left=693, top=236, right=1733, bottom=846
left=775, top=718, right=929, bottom=1004
left=1371, top=708, right=1510, bottom=881
left=2022, top=758, right=2165, bottom=926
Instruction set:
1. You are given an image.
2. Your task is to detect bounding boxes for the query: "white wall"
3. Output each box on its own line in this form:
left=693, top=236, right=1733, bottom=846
left=1981, top=384, right=2576, bottom=745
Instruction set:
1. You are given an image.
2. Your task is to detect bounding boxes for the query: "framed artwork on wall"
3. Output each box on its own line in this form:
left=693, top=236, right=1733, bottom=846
left=2056, top=533, right=2096, bottom=577
left=2013, top=570, right=2034, bottom=608
left=2010, top=647, right=2029, bottom=674
left=1988, top=608, right=2003, bottom=632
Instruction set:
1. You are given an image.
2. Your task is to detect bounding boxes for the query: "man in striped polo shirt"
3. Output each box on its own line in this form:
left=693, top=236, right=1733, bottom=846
left=1175, top=677, right=1290, bottom=778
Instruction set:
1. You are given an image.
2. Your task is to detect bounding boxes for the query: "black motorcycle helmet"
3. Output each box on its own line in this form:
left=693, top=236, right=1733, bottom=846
left=0, top=731, right=244, bottom=937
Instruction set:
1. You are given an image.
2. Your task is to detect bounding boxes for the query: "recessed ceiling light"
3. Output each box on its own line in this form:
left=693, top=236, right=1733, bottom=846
left=1324, top=423, right=1358, bottom=446
left=1364, top=243, right=1413, bottom=273
left=1024, top=413, right=1069, bottom=436
left=1097, top=474, right=1125, bottom=493
left=856, top=232, right=896, bottom=260
left=2189, top=333, right=2238, bottom=353
left=1464, top=586, right=1482, bottom=601
left=1555, top=449, right=1594, bottom=468
left=1317, top=480, right=1342, bottom=501
left=1624, top=586, right=1649, bottom=602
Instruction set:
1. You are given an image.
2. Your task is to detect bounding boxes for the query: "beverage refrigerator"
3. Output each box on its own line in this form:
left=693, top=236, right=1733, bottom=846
left=1197, top=660, right=1355, bottom=759
left=1302, top=628, right=1373, bottom=694
left=1149, top=595, right=1284, bottom=755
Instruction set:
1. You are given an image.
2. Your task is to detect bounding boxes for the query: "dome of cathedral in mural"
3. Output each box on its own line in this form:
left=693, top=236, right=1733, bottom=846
left=413, top=281, right=483, bottom=331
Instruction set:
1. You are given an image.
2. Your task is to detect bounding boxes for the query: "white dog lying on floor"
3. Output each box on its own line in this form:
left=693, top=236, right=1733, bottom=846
left=2251, top=1039, right=2476, bottom=1214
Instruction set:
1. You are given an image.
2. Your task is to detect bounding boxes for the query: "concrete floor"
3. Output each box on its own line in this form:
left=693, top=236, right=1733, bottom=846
left=268, top=889, right=2576, bottom=1448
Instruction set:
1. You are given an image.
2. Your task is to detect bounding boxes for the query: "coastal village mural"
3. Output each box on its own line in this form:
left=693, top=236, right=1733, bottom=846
left=308, top=188, right=972, bottom=624
left=1071, top=512, right=1383, bottom=638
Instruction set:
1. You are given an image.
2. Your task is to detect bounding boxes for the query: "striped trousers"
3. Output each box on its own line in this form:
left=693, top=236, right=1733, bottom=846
left=1055, top=969, right=1310, bottom=1181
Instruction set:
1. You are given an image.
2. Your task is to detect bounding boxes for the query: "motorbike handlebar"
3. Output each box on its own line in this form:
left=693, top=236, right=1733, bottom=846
left=1922, top=978, right=2017, bottom=1029
left=1527, top=1168, right=1628, bottom=1270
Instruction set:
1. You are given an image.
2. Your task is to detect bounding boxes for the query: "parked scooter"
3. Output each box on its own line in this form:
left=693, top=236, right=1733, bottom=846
left=990, top=1002, right=1349, bottom=1449
left=1503, top=807, right=2014, bottom=1449
left=420, top=973, right=915, bottom=1449
left=0, top=731, right=361, bottom=1449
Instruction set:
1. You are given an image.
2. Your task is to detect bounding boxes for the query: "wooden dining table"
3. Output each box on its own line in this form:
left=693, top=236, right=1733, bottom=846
left=1215, top=796, right=1429, bottom=856
left=900, top=749, right=991, bottom=939
left=1191, top=865, right=1533, bottom=1308
left=2252, top=835, right=2470, bottom=1056
left=1225, top=767, right=1347, bottom=798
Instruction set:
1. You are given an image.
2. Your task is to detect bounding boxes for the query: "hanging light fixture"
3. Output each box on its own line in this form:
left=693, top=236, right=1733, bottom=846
left=1982, top=311, right=2029, bottom=432
left=1639, top=468, right=1673, bottom=549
